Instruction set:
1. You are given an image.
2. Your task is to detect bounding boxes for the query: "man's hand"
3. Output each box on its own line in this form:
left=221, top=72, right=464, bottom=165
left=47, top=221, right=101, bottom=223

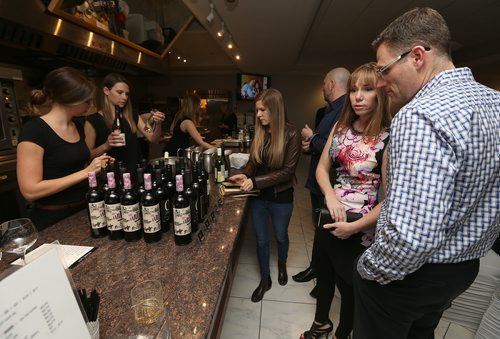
left=301, top=124, right=314, bottom=140
left=302, top=139, right=310, bottom=152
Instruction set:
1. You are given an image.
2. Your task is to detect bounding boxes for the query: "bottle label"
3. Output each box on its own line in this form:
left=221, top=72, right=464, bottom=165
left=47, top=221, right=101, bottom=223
left=217, top=165, right=225, bottom=182
left=105, top=203, right=122, bottom=230
left=142, top=204, right=161, bottom=233
left=113, top=132, right=126, bottom=147
left=173, top=206, right=191, bottom=236
left=121, top=203, right=141, bottom=232
left=89, top=201, right=107, bottom=229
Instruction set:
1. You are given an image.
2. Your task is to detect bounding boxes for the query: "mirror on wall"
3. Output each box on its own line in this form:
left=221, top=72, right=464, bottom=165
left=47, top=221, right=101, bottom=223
left=47, top=0, right=192, bottom=58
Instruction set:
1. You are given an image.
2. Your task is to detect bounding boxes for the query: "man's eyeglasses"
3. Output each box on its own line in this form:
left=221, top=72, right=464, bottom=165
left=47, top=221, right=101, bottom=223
left=377, top=46, right=431, bottom=76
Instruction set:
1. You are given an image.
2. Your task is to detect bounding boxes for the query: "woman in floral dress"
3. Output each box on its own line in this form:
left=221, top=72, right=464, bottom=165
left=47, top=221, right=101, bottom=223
left=301, top=63, right=392, bottom=339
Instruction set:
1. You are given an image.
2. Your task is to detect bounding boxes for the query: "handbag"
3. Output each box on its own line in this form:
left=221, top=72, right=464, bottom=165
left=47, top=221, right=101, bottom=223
left=316, top=206, right=362, bottom=228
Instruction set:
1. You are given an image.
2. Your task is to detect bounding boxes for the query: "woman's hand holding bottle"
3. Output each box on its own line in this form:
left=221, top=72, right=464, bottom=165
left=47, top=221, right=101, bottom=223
left=86, top=154, right=114, bottom=174
left=107, top=131, right=126, bottom=147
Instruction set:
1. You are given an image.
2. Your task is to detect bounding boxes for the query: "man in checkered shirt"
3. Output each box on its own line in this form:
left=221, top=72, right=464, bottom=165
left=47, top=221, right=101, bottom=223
left=352, top=7, right=500, bottom=339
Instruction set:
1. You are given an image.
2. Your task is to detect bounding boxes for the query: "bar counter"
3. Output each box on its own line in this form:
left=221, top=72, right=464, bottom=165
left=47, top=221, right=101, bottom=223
left=0, top=191, right=249, bottom=338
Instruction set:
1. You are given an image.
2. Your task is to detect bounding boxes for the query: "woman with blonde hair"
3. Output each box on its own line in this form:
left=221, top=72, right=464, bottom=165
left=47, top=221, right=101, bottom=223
left=230, top=88, right=301, bottom=302
left=300, top=63, right=391, bottom=339
left=85, top=73, right=165, bottom=173
left=163, top=92, right=213, bottom=156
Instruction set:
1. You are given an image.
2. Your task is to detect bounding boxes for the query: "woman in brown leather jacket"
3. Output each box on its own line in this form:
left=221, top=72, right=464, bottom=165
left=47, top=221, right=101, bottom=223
left=229, top=88, right=301, bottom=302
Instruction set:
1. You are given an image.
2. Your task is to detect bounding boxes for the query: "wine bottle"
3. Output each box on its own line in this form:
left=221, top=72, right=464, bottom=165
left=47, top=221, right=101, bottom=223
left=100, top=165, right=109, bottom=194
left=165, top=164, right=175, bottom=228
left=221, top=142, right=229, bottom=179
left=183, top=169, right=198, bottom=233
left=192, top=163, right=206, bottom=221
left=105, top=172, right=124, bottom=240
left=154, top=168, right=171, bottom=232
left=116, top=161, right=127, bottom=194
left=196, top=160, right=210, bottom=211
left=136, top=165, right=146, bottom=197
left=112, top=105, right=126, bottom=147
left=121, top=172, right=142, bottom=242
left=173, top=174, right=192, bottom=245
left=141, top=173, right=162, bottom=243
left=215, top=146, right=225, bottom=183
left=86, top=171, right=108, bottom=238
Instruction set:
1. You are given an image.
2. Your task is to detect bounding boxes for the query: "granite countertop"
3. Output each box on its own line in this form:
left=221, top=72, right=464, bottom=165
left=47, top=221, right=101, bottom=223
left=0, top=190, right=249, bottom=338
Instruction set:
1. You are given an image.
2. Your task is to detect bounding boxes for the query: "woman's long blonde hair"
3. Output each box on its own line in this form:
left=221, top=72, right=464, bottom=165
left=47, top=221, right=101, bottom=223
left=98, top=73, right=137, bottom=134
left=250, top=88, right=287, bottom=169
left=333, top=62, right=391, bottom=139
left=170, top=93, right=201, bottom=133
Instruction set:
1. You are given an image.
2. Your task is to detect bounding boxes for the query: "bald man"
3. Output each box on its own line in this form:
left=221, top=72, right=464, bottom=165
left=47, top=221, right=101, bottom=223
left=293, top=68, right=350, bottom=290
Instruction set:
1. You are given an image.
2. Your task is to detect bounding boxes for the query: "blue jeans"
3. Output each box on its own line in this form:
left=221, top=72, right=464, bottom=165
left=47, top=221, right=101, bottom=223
left=250, top=198, right=293, bottom=279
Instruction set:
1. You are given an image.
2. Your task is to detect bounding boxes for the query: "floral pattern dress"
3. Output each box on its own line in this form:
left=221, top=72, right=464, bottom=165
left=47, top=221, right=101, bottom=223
left=329, top=126, right=390, bottom=245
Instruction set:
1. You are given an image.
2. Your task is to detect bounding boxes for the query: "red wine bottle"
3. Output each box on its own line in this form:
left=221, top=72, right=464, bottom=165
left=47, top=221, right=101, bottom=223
left=141, top=173, right=162, bottom=243
left=165, top=164, right=175, bottom=227
left=136, top=165, right=146, bottom=196
left=154, top=168, right=171, bottom=232
left=173, top=174, right=192, bottom=245
left=194, top=161, right=207, bottom=220
left=112, top=105, right=126, bottom=147
left=183, top=169, right=199, bottom=233
left=86, top=171, right=108, bottom=238
left=197, top=160, right=210, bottom=211
left=105, top=172, right=124, bottom=240
left=121, top=173, right=142, bottom=242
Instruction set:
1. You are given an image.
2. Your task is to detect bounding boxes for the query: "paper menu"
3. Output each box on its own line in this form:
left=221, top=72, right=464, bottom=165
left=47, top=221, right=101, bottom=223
left=11, top=243, right=95, bottom=269
left=0, top=248, right=91, bottom=338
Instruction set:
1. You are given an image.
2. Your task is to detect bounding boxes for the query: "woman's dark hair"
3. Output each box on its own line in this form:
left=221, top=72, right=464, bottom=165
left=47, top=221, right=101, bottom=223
left=30, top=67, right=94, bottom=106
left=98, top=73, right=136, bottom=133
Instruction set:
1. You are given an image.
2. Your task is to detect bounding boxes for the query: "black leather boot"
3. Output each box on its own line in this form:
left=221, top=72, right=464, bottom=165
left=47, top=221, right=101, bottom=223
left=251, top=276, right=271, bottom=302
left=278, top=261, right=288, bottom=286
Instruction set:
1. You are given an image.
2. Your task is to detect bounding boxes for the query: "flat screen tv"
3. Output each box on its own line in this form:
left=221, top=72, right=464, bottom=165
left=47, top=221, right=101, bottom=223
left=237, top=73, right=271, bottom=100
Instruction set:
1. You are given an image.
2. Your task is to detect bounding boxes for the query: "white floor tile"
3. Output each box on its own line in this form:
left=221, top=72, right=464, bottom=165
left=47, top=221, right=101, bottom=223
left=260, top=300, right=317, bottom=339
left=435, top=318, right=450, bottom=339
left=230, top=263, right=261, bottom=299
left=444, top=323, right=476, bottom=339
left=263, top=266, right=316, bottom=304
left=220, top=297, right=261, bottom=339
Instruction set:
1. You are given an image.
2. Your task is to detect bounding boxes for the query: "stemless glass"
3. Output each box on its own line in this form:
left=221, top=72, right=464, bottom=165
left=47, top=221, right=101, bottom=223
left=0, top=218, right=38, bottom=265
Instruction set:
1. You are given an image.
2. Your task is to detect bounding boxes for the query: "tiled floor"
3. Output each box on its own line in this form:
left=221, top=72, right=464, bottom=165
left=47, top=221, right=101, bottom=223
left=220, top=156, right=476, bottom=339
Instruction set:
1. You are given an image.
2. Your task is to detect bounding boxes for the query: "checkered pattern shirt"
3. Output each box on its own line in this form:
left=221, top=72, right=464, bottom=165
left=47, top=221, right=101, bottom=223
left=357, top=67, right=500, bottom=284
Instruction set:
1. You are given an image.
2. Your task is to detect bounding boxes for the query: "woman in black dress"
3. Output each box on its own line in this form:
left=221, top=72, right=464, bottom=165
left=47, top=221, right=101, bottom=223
left=17, top=67, right=112, bottom=230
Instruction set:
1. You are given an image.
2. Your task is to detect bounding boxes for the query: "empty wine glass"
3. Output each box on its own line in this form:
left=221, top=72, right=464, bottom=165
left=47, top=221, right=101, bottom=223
left=0, top=218, right=38, bottom=265
left=144, top=109, right=158, bottom=133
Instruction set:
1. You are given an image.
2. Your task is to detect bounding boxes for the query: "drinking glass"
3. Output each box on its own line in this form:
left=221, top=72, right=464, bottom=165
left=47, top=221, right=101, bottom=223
left=144, top=109, right=158, bottom=133
left=131, top=280, right=164, bottom=324
left=0, top=218, right=38, bottom=265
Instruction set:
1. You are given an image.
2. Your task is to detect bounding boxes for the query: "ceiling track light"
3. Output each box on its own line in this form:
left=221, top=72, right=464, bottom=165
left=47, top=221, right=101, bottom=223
left=206, top=1, right=240, bottom=61
left=206, top=3, right=215, bottom=23
left=217, top=22, right=225, bottom=38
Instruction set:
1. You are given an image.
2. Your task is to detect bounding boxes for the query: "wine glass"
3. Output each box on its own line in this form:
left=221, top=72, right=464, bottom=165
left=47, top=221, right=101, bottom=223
left=0, top=218, right=38, bottom=265
left=143, top=109, right=158, bottom=133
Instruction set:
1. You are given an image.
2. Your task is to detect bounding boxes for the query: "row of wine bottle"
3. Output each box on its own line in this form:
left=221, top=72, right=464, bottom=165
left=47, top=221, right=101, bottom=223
left=86, top=159, right=210, bottom=246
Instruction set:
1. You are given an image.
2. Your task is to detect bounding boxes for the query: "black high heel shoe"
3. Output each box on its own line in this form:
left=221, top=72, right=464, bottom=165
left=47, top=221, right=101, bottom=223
left=300, top=319, right=333, bottom=339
